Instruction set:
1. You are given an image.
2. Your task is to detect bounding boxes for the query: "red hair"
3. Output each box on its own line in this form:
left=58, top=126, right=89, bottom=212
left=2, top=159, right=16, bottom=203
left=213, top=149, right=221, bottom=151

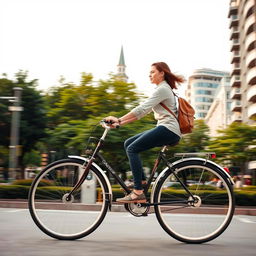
left=152, top=62, right=185, bottom=89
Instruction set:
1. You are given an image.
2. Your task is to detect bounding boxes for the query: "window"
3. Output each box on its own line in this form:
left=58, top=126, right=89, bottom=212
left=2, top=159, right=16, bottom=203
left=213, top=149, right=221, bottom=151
left=193, top=82, right=219, bottom=88
left=195, top=90, right=213, bottom=95
left=195, top=97, right=214, bottom=103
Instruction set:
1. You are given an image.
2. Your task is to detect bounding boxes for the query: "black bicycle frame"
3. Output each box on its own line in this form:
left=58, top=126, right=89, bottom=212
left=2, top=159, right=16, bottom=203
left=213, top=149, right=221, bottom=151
left=95, top=146, right=196, bottom=206
left=67, top=130, right=196, bottom=206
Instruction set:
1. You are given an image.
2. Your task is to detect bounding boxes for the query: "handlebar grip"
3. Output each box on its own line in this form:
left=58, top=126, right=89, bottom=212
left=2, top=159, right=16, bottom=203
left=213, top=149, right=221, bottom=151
left=101, top=120, right=120, bottom=129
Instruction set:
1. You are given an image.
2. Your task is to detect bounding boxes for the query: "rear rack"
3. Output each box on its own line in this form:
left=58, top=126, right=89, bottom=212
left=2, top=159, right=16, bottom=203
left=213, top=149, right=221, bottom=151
left=174, top=152, right=216, bottom=159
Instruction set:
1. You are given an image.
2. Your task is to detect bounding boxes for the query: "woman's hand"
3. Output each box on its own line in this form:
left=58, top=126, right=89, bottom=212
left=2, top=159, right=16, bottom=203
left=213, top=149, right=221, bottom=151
left=103, top=116, right=120, bottom=128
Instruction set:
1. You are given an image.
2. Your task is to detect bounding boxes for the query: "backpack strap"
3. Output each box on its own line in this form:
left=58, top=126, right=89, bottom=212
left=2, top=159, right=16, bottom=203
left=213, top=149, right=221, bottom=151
left=160, top=102, right=178, bottom=121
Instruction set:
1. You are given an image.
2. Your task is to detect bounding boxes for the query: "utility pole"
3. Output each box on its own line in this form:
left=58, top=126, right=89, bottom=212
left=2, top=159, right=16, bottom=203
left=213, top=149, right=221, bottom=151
left=0, top=87, right=23, bottom=180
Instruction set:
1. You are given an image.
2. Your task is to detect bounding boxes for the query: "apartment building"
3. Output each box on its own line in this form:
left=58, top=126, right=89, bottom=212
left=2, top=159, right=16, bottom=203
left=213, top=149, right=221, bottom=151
left=229, top=0, right=256, bottom=124
left=205, top=76, right=232, bottom=137
left=186, top=69, right=230, bottom=119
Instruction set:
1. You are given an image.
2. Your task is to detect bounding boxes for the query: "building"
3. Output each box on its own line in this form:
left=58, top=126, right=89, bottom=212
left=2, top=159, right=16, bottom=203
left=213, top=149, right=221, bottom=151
left=228, top=0, right=256, bottom=124
left=186, top=68, right=230, bottom=119
left=116, top=46, right=128, bottom=82
left=205, top=76, right=232, bottom=137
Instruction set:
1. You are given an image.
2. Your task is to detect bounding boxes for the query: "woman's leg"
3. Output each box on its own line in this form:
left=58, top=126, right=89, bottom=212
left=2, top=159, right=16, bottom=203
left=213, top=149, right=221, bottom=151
left=124, top=131, right=147, bottom=182
left=125, top=126, right=180, bottom=190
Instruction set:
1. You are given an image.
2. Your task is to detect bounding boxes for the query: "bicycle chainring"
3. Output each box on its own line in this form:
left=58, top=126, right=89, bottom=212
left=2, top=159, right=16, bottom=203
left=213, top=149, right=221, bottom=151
left=124, top=203, right=150, bottom=217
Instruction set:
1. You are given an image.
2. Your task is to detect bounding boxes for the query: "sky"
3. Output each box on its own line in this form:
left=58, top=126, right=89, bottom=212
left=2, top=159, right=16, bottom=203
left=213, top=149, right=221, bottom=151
left=0, top=0, right=231, bottom=96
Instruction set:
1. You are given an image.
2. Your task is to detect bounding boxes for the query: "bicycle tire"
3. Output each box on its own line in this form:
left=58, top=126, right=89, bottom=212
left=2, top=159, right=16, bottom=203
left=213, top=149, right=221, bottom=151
left=153, top=160, right=235, bottom=244
left=28, top=158, right=109, bottom=240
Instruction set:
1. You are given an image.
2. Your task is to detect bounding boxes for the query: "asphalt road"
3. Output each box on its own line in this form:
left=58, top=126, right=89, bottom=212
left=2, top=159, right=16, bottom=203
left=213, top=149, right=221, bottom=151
left=0, top=208, right=256, bottom=256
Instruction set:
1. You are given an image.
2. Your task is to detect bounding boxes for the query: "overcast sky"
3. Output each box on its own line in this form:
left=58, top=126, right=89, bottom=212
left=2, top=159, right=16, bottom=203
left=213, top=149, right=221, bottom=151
left=0, top=0, right=231, bottom=95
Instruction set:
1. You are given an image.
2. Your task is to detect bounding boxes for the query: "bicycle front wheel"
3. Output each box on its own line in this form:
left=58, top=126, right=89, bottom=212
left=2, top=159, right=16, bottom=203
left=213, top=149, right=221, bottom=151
left=28, top=159, right=109, bottom=240
left=154, top=160, right=235, bottom=244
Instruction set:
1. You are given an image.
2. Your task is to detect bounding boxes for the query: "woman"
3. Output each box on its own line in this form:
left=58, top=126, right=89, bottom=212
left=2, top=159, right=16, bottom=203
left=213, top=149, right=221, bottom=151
left=104, top=62, right=184, bottom=203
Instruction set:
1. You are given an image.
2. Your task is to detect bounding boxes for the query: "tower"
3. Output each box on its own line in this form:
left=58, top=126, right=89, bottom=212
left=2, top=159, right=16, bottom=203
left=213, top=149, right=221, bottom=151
left=116, top=46, right=128, bottom=82
left=228, top=0, right=256, bottom=124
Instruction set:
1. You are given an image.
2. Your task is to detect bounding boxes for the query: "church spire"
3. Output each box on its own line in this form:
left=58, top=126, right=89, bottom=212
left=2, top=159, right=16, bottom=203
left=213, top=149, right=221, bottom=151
left=117, top=46, right=128, bottom=82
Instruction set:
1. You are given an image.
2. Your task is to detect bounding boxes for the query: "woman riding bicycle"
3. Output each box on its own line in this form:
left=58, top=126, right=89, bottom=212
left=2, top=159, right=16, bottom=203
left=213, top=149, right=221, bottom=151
left=104, top=62, right=184, bottom=203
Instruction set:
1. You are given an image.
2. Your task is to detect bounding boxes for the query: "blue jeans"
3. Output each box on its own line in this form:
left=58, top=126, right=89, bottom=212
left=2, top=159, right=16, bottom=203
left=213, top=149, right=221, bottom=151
left=124, top=125, right=180, bottom=190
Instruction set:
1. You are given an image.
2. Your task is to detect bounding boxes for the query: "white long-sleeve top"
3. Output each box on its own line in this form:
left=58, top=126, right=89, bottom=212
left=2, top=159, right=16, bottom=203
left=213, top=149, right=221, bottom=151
left=131, top=80, right=181, bottom=137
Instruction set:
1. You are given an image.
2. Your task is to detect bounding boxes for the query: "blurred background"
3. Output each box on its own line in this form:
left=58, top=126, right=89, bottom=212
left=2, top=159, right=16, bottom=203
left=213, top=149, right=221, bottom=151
left=0, top=0, right=256, bottom=206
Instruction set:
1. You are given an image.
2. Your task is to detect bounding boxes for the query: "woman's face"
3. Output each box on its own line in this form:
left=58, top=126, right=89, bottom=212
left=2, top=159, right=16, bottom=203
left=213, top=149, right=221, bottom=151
left=149, top=65, right=164, bottom=85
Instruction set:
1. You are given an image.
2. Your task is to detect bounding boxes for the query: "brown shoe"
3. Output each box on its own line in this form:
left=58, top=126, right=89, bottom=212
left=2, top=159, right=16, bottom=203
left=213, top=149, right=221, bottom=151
left=116, top=191, right=146, bottom=203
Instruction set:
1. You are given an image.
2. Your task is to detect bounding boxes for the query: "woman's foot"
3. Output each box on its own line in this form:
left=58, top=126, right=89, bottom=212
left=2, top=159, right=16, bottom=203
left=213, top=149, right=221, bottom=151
left=116, top=190, right=146, bottom=203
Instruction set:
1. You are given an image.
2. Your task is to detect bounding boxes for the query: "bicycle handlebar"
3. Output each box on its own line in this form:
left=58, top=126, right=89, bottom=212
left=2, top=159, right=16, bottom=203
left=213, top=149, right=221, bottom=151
left=100, top=120, right=120, bottom=129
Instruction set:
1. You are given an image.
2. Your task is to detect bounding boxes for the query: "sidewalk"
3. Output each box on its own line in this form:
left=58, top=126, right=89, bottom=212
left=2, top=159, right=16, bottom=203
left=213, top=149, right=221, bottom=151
left=0, top=199, right=256, bottom=215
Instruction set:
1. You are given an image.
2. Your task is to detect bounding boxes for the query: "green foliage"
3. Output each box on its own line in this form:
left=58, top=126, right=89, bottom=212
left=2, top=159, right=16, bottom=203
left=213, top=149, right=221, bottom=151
left=208, top=122, right=256, bottom=167
left=22, top=150, right=41, bottom=167
left=166, top=119, right=210, bottom=155
left=0, top=71, right=47, bottom=170
left=12, top=179, right=54, bottom=186
left=188, top=185, right=217, bottom=191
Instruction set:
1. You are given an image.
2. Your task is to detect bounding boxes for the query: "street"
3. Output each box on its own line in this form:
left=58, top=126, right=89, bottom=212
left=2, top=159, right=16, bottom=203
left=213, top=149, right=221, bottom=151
left=0, top=208, right=256, bottom=256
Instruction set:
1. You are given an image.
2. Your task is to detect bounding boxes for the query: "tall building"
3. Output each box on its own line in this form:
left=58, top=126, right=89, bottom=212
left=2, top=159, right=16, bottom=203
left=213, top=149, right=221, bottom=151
left=186, top=68, right=230, bottom=119
left=205, top=76, right=232, bottom=137
left=116, top=46, right=128, bottom=82
left=228, top=0, right=256, bottom=124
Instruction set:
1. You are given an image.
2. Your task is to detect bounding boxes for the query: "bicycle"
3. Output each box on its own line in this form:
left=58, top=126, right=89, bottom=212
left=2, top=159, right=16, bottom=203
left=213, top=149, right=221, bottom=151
left=28, top=121, right=235, bottom=244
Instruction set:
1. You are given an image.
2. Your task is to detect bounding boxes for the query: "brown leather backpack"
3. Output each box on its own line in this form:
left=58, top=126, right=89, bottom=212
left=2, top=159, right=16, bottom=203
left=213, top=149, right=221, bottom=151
left=160, top=94, right=195, bottom=134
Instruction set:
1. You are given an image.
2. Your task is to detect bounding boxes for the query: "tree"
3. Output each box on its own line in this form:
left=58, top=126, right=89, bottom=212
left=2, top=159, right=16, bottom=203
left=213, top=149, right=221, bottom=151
left=0, top=71, right=47, bottom=177
left=208, top=122, right=256, bottom=173
left=44, top=73, right=154, bottom=179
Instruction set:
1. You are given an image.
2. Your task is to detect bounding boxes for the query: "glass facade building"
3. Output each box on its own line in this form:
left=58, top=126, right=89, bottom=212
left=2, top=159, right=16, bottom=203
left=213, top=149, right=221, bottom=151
left=186, top=69, right=230, bottom=119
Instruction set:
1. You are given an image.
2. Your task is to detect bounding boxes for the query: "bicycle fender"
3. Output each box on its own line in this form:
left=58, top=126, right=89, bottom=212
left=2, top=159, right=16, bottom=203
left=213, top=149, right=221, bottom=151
left=150, top=157, right=234, bottom=204
left=68, top=155, right=113, bottom=208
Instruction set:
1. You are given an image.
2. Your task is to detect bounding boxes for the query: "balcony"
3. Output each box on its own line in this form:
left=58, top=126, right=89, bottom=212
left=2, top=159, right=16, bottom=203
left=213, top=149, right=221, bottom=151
left=244, top=15, right=256, bottom=35
left=246, top=67, right=256, bottom=85
left=231, top=112, right=242, bottom=123
left=230, top=26, right=239, bottom=40
left=231, top=100, right=242, bottom=112
left=231, top=38, right=240, bottom=51
left=245, top=49, right=256, bottom=68
left=230, top=75, right=241, bottom=87
left=231, top=51, right=240, bottom=63
left=229, top=14, right=239, bottom=28
left=247, top=84, right=256, bottom=102
left=230, top=87, right=241, bottom=100
left=228, top=3, right=238, bottom=17
left=245, top=33, right=256, bottom=51
left=243, top=0, right=255, bottom=18
left=248, top=103, right=256, bottom=119
left=231, top=63, right=241, bottom=76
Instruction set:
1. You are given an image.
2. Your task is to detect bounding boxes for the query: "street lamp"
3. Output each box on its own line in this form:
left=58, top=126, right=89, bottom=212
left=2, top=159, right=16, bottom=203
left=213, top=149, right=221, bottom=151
left=0, top=87, right=23, bottom=180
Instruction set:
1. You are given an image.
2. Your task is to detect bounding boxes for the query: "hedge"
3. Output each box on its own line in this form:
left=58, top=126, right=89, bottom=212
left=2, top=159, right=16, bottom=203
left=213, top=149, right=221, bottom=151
left=0, top=185, right=256, bottom=206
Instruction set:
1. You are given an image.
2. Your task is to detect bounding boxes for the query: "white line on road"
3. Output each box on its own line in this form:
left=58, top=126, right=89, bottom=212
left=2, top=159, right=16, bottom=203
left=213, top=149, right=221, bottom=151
left=0, top=209, right=28, bottom=213
left=236, top=216, right=256, bottom=224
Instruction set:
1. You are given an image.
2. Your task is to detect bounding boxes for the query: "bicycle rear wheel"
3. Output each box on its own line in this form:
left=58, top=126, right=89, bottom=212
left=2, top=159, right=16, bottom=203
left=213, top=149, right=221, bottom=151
left=28, top=159, right=109, bottom=240
left=154, top=160, right=235, bottom=244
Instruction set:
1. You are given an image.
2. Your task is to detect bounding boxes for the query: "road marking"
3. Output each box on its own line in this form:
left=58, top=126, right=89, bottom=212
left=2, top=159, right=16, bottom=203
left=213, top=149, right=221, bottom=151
left=0, top=209, right=28, bottom=213
left=236, top=216, right=256, bottom=224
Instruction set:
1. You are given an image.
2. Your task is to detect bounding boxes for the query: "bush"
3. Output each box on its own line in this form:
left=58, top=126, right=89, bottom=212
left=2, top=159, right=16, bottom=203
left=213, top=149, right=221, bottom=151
left=189, top=185, right=217, bottom=191
left=0, top=185, right=30, bottom=199
left=240, top=186, right=256, bottom=191
left=12, top=179, right=54, bottom=187
left=0, top=185, right=256, bottom=206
